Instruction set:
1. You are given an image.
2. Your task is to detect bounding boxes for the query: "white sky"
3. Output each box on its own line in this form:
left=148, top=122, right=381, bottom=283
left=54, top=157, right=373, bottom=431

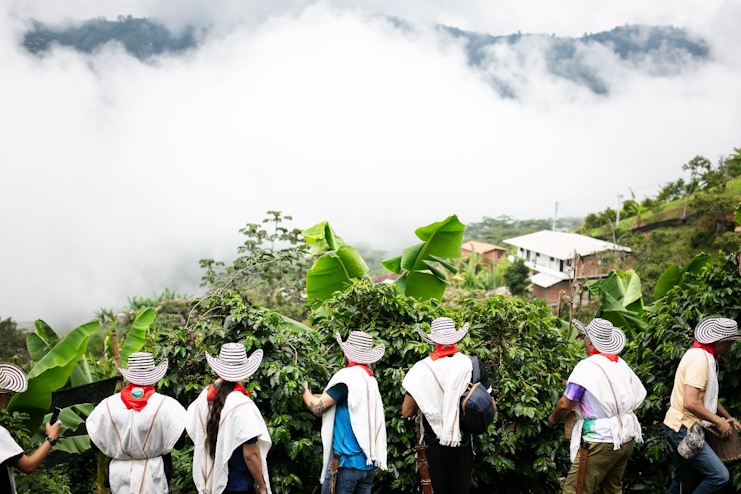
left=1, top=0, right=740, bottom=327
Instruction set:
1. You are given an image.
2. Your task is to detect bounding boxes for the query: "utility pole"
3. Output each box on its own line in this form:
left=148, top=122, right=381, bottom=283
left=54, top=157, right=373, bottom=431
left=615, top=194, right=623, bottom=228
left=553, top=202, right=558, bottom=231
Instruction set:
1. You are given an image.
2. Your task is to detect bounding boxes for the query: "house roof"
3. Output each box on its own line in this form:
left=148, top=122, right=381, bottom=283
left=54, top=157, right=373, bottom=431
left=530, top=272, right=565, bottom=288
left=503, top=230, right=631, bottom=260
left=461, top=240, right=508, bottom=254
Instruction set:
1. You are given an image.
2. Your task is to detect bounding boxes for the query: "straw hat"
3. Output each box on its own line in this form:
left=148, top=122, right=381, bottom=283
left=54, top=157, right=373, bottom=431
left=0, top=363, right=28, bottom=393
left=695, top=317, right=741, bottom=344
left=417, top=317, right=469, bottom=345
left=206, top=343, right=263, bottom=382
left=118, top=353, right=168, bottom=386
left=335, top=331, right=385, bottom=364
left=576, top=318, right=626, bottom=354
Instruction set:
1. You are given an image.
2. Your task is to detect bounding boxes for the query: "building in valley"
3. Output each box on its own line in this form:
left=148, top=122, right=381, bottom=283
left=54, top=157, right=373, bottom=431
left=461, top=240, right=508, bottom=264
left=502, top=230, right=632, bottom=308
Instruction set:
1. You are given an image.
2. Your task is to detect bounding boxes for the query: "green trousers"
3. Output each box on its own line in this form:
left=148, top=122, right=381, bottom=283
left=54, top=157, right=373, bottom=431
left=562, top=440, right=636, bottom=494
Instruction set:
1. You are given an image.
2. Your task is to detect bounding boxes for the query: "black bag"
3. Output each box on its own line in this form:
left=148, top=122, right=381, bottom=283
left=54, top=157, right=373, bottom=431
left=460, top=356, right=495, bottom=434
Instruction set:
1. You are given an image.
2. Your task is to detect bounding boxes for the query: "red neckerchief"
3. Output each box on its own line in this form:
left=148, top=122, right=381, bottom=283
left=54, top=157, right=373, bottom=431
left=120, top=383, right=156, bottom=411
left=348, top=361, right=373, bottom=376
left=430, top=344, right=459, bottom=361
left=206, top=380, right=252, bottom=401
left=589, top=349, right=619, bottom=363
left=691, top=341, right=719, bottom=360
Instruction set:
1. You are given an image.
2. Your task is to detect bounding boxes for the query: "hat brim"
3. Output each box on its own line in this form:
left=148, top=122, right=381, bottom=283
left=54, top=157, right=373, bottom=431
left=335, top=332, right=385, bottom=364
left=118, top=359, right=169, bottom=386
left=695, top=317, right=741, bottom=344
left=417, top=322, right=469, bottom=345
left=0, top=363, right=28, bottom=393
left=585, top=326, right=626, bottom=354
left=206, top=349, right=263, bottom=382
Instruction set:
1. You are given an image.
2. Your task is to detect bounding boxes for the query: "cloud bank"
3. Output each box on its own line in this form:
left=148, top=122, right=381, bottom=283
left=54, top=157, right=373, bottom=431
left=1, top=0, right=740, bottom=327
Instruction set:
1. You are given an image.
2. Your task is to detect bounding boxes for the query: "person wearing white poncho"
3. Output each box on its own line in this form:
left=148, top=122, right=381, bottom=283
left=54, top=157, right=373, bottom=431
left=301, top=331, right=387, bottom=494
left=401, top=317, right=495, bottom=494
left=663, top=316, right=741, bottom=494
left=86, top=352, right=186, bottom=494
left=1, top=362, right=61, bottom=494
left=547, top=318, right=646, bottom=494
left=186, top=343, right=271, bottom=494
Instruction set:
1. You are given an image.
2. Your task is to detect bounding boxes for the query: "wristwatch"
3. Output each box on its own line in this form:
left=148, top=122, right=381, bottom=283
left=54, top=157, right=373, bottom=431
left=45, top=436, right=58, bottom=446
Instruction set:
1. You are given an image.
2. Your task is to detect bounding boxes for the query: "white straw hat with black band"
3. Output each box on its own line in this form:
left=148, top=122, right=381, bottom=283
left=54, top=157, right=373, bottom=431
left=206, top=343, right=263, bottom=382
left=581, top=318, right=626, bottom=354
left=0, top=363, right=28, bottom=393
left=417, top=317, right=469, bottom=345
left=335, top=331, right=385, bottom=364
left=695, top=317, right=741, bottom=344
left=118, top=352, right=168, bottom=386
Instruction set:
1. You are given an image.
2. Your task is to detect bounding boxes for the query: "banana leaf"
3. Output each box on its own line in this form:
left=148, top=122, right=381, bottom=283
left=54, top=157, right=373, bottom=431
left=303, top=222, right=369, bottom=302
left=119, top=307, right=156, bottom=366
left=27, top=320, right=100, bottom=390
left=585, top=270, right=645, bottom=338
left=653, top=253, right=712, bottom=299
left=26, top=320, right=61, bottom=361
left=381, top=215, right=465, bottom=301
left=10, top=320, right=100, bottom=433
left=6, top=377, right=51, bottom=434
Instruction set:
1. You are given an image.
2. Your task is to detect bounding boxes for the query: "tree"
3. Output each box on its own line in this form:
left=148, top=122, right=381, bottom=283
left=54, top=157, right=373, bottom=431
left=690, top=191, right=736, bottom=233
left=0, top=317, right=30, bottom=362
left=503, top=258, right=531, bottom=295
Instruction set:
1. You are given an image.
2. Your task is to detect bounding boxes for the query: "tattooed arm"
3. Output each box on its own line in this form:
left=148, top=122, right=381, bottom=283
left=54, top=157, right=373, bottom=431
left=302, top=381, right=337, bottom=417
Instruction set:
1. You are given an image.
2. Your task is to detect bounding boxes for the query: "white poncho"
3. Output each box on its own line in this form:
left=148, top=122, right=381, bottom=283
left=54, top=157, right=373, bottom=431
left=567, top=355, right=647, bottom=462
left=0, top=426, right=23, bottom=494
left=402, top=353, right=473, bottom=447
left=185, top=389, right=272, bottom=494
left=86, top=392, right=187, bottom=494
left=319, top=367, right=387, bottom=483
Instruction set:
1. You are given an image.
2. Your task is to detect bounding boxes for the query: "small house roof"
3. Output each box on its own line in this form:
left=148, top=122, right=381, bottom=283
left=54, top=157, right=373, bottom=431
left=461, top=240, right=508, bottom=254
left=530, top=272, right=565, bottom=288
left=503, top=230, right=631, bottom=260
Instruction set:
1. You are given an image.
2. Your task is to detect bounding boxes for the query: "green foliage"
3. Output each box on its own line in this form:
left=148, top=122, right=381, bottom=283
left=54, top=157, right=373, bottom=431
left=0, top=317, right=30, bottom=363
left=199, top=211, right=311, bottom=321
left=465, top=215, right=581, bottom=245
left=690, top=191, right=737, bottom=227
left=452, top=252, right=496, bottom=291
left=623, top=252, right=741, bottom=491
left=458, top=296, right=581, bottom=493
left=653, top=253, right=712, bottom=299
left=118, top=307, right=156, bottom=366
left=382, top=215, right=465, bottom=301
left=302, top=221, right=369, bottom=303
left=503, top=258, right=531, bottom=296
left=585, top=269, right=645, bottom=338
left=152, top=290, right=327, bottom=494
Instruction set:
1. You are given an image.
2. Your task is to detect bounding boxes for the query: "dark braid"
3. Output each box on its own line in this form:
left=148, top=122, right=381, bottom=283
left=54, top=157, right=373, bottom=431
left=206, top=380, right=236, bottom=459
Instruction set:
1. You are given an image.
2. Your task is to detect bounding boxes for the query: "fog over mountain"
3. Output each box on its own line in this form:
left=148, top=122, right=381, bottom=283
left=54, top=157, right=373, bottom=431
left=24, top=18, right=710, bottom=97
left=1, top=0, right=740, bottom=327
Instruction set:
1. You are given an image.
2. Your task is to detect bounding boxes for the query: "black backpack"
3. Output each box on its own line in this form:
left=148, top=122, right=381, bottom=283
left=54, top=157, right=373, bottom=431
left=460, top=356, right=495, bottom=434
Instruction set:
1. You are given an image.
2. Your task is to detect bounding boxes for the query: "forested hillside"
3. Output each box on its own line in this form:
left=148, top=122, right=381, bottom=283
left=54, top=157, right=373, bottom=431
left=23, top=16, right=197, bottom=59
left=23, top=16, right=709, bottom=98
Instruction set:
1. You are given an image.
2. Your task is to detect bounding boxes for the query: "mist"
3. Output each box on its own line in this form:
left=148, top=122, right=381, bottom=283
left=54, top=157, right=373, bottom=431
left=1, top=0, right=739, bottom=327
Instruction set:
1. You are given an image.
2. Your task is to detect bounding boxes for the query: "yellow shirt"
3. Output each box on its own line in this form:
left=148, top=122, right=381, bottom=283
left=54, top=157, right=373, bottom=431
left=664, top=349, right=711, bottom=432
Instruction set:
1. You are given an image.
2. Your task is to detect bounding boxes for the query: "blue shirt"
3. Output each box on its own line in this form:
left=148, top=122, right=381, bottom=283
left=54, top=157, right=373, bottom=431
left=326, top=383, right=374, bottom=471
left=226, top=436, right=258, bottom=491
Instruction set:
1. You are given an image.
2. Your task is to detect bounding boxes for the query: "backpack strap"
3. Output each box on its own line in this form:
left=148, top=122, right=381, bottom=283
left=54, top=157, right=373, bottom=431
left=470, top=356, right=481, bottom=384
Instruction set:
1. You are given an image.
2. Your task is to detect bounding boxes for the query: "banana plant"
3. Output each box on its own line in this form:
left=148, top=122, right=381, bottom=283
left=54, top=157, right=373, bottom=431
left=584, top=269, right=645, bottom=338
left=382, top=215, right=465, bottom=301
left=8, top=320, right=100, bottom=432
left=652, top=253, right=712, bottom=299
left=302, top=221, right=369, bottom=302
